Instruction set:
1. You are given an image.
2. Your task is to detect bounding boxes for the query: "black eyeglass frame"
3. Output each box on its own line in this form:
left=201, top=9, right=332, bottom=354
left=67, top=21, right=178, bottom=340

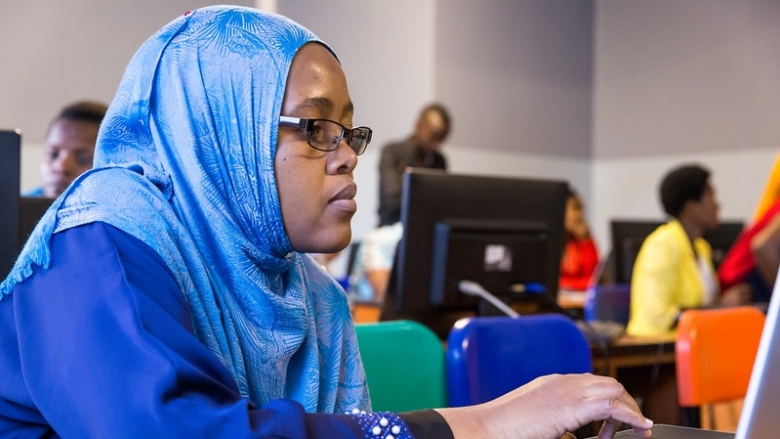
left=278, top=116, right=372, bottom=155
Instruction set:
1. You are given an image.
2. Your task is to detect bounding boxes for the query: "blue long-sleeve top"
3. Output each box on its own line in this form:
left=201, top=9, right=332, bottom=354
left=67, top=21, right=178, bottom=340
left=0, top=222, right=451, bottom=438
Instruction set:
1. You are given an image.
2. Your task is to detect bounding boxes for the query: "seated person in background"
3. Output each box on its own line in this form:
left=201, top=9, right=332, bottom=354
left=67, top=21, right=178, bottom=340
left=750, top=152, right=780, bottom=223
left=348, top=221, right=403, bottom=302
left=627, top=164, right=721, bottom=336
left=716, top=151, right=780, bottom=305
left=311, top=251, right=341, bottom=274
left=309, top=251, right=351, bottom=290
left=718, top=194, right=780, bottom=305
left=559, top=187, right=599, bottom=291
left=26, top=100, right=108, bottom=198
left=0, top=7, right=653, bottom=439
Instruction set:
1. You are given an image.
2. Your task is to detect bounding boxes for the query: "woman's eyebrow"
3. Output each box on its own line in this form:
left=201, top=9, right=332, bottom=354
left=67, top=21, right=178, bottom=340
left=293, top=97, right=334, bottom=115
left=292, top=98, right=354, bottom=118
left=343, top=101, right=354, bottom=117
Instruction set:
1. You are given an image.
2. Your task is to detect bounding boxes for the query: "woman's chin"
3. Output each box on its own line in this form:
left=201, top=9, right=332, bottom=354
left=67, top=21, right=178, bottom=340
left=294, top=228, right=352, bottom=254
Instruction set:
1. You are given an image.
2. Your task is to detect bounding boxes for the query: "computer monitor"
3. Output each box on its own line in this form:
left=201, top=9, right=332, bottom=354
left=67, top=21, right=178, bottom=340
left=704, top=220, right=744, bottom=269
left=0, top=130, right=22, bottom=278
left=609, top=219, right=746, bottom=285
left=0, top=130, right=57, bottom=279
left=386, top=169, right=568, bottom=338
left=610, top=220, right=663, bottom=284
left=18, top=196, right=54, bottom=248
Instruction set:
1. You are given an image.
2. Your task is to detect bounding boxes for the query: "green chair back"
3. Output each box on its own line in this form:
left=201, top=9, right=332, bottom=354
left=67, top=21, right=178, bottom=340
left=355, top=320, right=447, bottom=412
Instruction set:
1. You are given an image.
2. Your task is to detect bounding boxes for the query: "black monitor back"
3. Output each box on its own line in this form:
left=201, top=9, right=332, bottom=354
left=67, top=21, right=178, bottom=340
left=0, top=130, right=56, bottom=279
left=610, top=219, right=746, bottom=285
left=704, top=221, right=745, bottom=269
left=389, top=169, right=568, bottom=338
left=18, top=197, right=55, bottom=248
left=610, top=220, right=662, bottom=284
left=0, top=130, right=22, bottom=278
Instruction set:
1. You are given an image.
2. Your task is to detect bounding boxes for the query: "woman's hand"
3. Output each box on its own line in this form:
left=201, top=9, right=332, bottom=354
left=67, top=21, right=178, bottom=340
left=436, top=373, right=653, bottom=439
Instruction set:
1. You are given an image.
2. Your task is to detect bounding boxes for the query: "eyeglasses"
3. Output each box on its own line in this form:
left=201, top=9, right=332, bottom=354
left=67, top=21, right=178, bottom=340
left=278, top=116, right=372, bottom=155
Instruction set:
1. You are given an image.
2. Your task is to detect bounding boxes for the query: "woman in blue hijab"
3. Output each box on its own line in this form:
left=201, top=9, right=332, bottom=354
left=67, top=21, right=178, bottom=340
left=0, top=6, right=653, bottom=439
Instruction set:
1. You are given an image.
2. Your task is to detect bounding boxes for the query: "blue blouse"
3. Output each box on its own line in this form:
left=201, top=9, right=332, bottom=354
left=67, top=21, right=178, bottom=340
left=0, top=222, right=449, bottom=438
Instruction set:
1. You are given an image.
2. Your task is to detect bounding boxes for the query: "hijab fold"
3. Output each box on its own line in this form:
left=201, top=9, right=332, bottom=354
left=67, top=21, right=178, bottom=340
left=1, top=6, right=369, bottom=414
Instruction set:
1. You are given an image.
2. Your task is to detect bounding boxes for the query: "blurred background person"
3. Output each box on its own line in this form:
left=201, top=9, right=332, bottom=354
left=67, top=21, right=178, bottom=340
left=718, top=155, right=780, bottom=304
left=559, top=186, right=599, bottom=292
left=347, top=221, right=403, bottom=302
left=717, top=204, right=780, bottom=304
left=26, top=101, right=108, bottom=198
left=377, top=103, right=451, bottom=226
left=627, top=164, right=720, bottom=336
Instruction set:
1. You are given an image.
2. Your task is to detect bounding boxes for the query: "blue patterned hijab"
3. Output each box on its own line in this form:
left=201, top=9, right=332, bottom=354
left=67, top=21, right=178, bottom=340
left=1, top=6, right=369, bottom=413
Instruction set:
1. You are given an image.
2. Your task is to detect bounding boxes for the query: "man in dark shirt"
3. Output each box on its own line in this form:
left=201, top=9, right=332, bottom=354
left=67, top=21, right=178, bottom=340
left=377, top=103, right=451, bottom=226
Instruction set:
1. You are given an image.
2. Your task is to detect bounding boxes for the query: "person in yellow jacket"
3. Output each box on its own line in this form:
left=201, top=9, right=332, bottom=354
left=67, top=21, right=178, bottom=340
left=627, top=164, right=720, bottom=336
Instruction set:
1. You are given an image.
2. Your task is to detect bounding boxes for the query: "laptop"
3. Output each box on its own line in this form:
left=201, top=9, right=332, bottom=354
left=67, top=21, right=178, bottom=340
left=588, top=277, right=780, bottom=439
left=607, top=424, right=735, bottom=438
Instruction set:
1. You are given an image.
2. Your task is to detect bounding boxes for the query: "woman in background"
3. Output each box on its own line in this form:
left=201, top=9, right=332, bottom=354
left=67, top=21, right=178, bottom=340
left=559, top=187, right=600, bottom=291
left=627, top=164, right=720, bottom=336
left=718, top=155, right=780, bottom=304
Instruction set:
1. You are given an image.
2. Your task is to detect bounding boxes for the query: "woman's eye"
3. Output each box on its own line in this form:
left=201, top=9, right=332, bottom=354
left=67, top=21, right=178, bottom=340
left=309, top=123, right=325, bottom=142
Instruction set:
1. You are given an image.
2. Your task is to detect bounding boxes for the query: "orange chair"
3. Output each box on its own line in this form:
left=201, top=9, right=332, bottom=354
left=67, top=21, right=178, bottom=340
left=676, top=306, right=765, bottom=430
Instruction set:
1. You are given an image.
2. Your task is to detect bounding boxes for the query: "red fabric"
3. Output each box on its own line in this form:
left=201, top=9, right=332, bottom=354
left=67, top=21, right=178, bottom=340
left=718, top=199, right=780, bottom=291
left=559, top=237, right=599, bottom=291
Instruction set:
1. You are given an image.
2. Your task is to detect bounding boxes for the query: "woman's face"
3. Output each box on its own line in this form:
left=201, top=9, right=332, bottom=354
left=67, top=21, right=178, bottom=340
left=564, top=195, right=584, bottom=233
left=275, top=43, right=358, bottom=254
left=691, top=183, right=720, bottom=231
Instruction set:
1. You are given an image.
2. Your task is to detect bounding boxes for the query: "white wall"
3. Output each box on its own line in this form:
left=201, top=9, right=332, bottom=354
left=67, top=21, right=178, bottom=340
left=593, top=0, right=780, bottom=159
left=434, top=0, right=594, bottom=158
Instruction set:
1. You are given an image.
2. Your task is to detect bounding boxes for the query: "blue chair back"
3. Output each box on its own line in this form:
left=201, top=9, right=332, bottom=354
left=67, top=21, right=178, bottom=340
left=446, top=314, right=592, bottom=407
left=584, top=283, right=631, bottom=325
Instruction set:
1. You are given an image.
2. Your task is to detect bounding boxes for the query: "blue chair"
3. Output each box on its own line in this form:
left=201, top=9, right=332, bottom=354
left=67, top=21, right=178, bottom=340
left=584, top=283, right=631, bottom=325
left=355, top=320, right=447, bottom=412
left=446, top=314, right=592, bottom=407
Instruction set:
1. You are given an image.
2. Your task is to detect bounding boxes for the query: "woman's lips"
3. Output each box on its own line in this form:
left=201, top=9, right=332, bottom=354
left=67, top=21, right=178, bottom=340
left=329, top=183, right=357, bottom=213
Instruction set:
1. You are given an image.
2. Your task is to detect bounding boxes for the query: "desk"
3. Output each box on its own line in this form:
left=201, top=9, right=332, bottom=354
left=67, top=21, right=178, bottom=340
left=591, top=333, right=676, bottom=377
left=557, top=289, right=586, bottom=310
left=557, top=290, right=586, bottom=320
left=591, top=333, right=681, bottom=426
left=350, top=300, right=382, bottom=323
